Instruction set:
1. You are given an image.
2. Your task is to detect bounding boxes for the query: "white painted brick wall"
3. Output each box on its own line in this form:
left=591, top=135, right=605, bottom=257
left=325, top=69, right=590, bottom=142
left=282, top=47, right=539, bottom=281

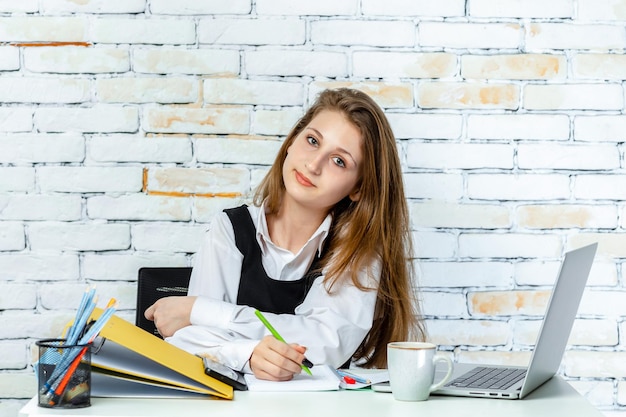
left=1, top=3, right=625, bottom=415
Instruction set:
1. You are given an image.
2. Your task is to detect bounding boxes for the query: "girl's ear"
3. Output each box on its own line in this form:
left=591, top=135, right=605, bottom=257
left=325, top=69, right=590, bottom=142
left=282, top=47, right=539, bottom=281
left=349, top=189, right=361, bottom=202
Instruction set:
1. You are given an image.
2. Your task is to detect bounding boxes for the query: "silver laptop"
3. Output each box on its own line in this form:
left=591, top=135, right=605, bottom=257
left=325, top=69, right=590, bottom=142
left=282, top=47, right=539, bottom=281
left=434, top=242, right=598, bottom=400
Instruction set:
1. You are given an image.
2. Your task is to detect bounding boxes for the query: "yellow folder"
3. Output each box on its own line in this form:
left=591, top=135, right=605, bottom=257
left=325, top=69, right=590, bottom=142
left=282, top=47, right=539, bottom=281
left=87, top=308, right=233, bottom=400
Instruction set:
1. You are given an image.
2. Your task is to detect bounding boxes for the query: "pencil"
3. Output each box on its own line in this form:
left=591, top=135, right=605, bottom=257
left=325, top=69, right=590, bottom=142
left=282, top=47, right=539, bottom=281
left=254, top=309, right=313, bottom=376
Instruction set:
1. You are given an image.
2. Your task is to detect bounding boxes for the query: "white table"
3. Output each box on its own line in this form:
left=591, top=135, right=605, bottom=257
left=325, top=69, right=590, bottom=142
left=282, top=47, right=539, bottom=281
left=20, top=377, right=604, bottom=417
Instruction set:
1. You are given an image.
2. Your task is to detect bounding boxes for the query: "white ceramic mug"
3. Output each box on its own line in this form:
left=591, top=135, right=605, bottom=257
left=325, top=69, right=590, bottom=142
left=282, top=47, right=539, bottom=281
left=387, top=342, right=454, bottom=401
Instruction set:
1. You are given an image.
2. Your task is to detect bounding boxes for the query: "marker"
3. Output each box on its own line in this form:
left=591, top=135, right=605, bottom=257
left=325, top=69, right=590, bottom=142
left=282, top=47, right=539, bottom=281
left=254, top=310, right=313, bottom=376
left=336, top=369, right=371, bottom=384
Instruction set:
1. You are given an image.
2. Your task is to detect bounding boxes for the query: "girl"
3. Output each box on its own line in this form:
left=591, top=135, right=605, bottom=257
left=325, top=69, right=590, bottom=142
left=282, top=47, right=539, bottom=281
left=145, top=88, right=425, bottom=381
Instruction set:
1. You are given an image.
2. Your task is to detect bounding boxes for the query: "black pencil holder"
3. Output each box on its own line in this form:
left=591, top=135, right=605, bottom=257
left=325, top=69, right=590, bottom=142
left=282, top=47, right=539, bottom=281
left=36, top=338, right=92, bottom=408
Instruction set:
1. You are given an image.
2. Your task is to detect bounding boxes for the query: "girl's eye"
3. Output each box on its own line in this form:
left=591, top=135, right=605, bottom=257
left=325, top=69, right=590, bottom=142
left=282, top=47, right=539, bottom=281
left=307, top=136, right=318, bottom=146
left=332, top=157, right=346, bottom=168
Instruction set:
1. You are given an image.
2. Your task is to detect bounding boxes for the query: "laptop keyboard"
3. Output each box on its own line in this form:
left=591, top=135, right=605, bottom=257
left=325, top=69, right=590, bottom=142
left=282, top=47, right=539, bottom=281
left=445, top=366, right=527, bottom=390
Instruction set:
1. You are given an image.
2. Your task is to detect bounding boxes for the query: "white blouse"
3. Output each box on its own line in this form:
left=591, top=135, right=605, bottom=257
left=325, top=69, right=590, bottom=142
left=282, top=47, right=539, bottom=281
left=166, top=204, right=380, bottom=373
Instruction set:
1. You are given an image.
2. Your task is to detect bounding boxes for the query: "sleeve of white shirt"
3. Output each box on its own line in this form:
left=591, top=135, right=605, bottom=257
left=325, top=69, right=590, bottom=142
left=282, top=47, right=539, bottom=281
left=167, top=210, right=380, bottom=371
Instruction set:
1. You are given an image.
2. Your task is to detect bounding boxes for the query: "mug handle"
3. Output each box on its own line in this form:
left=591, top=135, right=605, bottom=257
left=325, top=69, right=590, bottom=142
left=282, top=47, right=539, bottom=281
left=429, top=354, right=454, bottom=393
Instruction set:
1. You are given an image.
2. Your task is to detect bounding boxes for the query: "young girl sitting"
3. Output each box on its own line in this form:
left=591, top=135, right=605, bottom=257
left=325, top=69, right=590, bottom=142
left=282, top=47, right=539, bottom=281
left=145, top=88, right=425, bottom=381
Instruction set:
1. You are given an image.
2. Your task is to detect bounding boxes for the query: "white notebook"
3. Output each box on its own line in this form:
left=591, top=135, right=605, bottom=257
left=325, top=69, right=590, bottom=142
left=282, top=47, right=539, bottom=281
left=243, top=365, right=340, bottom=392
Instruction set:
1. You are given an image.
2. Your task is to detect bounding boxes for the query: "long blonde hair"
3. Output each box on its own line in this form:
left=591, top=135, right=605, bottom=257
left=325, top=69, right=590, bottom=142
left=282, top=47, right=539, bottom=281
left=254, top=88, right=425, bottom=368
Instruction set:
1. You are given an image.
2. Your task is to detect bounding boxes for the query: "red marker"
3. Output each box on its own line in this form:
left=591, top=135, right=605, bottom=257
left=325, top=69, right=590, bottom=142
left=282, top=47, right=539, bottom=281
left=343, top=375, right=356, bottom=384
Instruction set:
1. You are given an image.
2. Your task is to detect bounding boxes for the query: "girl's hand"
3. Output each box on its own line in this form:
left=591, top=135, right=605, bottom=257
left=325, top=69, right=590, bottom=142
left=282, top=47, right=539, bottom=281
left=249, top=335, right=308, bottom=381
left=144, top=296, right=197, bottom=337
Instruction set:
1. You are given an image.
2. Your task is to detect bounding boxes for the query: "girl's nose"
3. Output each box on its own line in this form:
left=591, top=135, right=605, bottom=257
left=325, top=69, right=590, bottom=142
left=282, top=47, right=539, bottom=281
left=306, top=155, right=323, bottom=175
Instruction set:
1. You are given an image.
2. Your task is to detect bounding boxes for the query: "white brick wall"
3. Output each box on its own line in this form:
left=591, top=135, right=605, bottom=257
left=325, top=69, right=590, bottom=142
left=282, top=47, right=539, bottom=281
left=1, top=1, right=625, bottom=415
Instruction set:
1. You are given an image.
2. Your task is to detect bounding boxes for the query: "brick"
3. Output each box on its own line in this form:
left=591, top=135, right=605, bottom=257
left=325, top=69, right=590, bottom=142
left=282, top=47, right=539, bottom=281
left=82, top=253, right=188, bottom=280
left=410, top=201, right=511, bottom=229
left=526, top=23, right=625, bottom=51
left=573, top=53, right=626, bottom=80
left=517, top=204, right=618, bottom=229
left=467, top=114, right=570, bottom=140
left=88, top=135, right=192, bottom=163
left=0, top=46, right=19, bottom=70
left=311, top=20, right=415, bottom=47
left=0, top=341, right=27, bottom=369
left=0, top=77, right=90, bottom=104
left=37, top=166, right=143, bottom=192
left=411, top=231, right=456, bottom=259
left=194, top=197, right=248, bottom=223
left=0, top=0, right=37, bottom=12
left=353, top=52, right=456, bottom=79
left=419, top=22, right=521, bottom=49
left=563, top=351, right=626, bottom=378
left=0, top=195, right=82, bottom=221
left=578, top=0, right=626, bottom=21
left=0, top=107, right=33, bottom=132
left=518, top=143, right=620, bottom=170
left=97, top=77, right=199, bottom=103
left=92, top=18, right=195, bottom=44
left=310, top=81, right=414, bottom=109
left=575, top=115, right=626, bottom=142
left=87, top=194, right=192, bottom=221
left=133, top=48, right=240, bottom=75
left=457, top=351, right=531, bottom=367
left=203, top=79, right=303, bottom=106
left=458, top=234, right=563, bottom=258
left=0, top=17, right=87, bottom=42
left=41, top=0, right=145, bottom=13
left=24, top=46, right=129, bottom=73
left=418, top=261, right=513, bottom=288
left=516, top=259, right=617, bottom=287
left=425, top=319, right=510, bottom=346
left=151, top=0, right=250, bottom=14
left=143, top=106, right=249, bottom=134
left=0, top=284, right=36, bottom=309
left=574, top=175, right=626, bottom=200
left=469, top=0, right=573, bottom=18
left=39, top=282, right=136, bottom=310
left=470, top=290, right=551, bottom=316
left=253, top=108, right=302, bottom=136
left=361, top=0, right=464, bottom=16
left=256, top=0, right=357, bottom=15
left=568, top=233, right=626, bottom=258
left=462, top=54, right=567, bottom=80
left=0, top=167, right=34, bottom=192
left=406, top=143, right=514, bottom=169
left=516, top=319, right=618, bottom=346
left=195, top=137, right=281, bottom=165
left=199, top=18, right=305, bottom=45
left=418, top=82, right=519, bottom=110
left=389, top=114, right=462, bottom=140
left=421, top=292, right=467, bottom=317
left=0, top=134, right=84, bottom=163
left=404, top=173, right=463, bottom=200
left=245, top=49, right=347, bottom=77
left=580, top=290, right=626, bottom=316
left=132, top=223, right=206, bottom=253
left=146, top=167, right=249, bottom=195
left=0, top=372, right=35, bottom=398
left=0, top=254, right=79, bottom=280
left=467, top=174, right=570, bottom=200
left=29, top=222, right=131, bottom=251
left=0, top=222, right=24, bottom=251
left=35, top=105, right=139, bottom=133
left=524, top=84, right=623, bottom=110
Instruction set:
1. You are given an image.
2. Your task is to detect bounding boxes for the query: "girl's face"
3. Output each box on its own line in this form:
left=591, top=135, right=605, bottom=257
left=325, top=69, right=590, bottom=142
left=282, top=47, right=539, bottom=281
left=283, top=110, right=363, bottom=213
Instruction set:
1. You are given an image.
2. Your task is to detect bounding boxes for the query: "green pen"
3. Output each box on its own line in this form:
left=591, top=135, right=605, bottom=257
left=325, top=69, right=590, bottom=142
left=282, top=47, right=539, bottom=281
left=254, top=309, right=313, bottom=376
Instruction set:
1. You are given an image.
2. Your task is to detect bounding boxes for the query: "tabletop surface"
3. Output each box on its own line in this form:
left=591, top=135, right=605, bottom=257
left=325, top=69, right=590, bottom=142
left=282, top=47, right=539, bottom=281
left=20, top=376, right=604, bottom=417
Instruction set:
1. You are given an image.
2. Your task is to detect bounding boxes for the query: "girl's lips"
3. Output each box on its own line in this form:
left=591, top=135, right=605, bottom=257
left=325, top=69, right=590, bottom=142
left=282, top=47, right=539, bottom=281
left=295, top=170, right=314, bottom=187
